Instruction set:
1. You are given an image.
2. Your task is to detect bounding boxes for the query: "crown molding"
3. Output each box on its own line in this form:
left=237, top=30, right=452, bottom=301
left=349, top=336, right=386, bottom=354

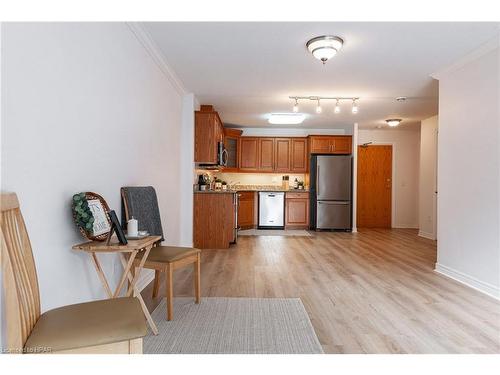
left=431, top=34, right=500, bottom=80
left=126, top=22, right=188, bottom=95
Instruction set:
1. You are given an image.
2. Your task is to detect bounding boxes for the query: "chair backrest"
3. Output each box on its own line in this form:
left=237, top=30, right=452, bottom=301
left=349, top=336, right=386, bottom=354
left=120, top=186, right=164, bottom=241
left=1, top=193, right=41, bottom=351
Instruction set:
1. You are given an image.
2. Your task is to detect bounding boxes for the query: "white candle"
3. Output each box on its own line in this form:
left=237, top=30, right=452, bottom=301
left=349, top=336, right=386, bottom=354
left=127, top=217, right=138, bottom=237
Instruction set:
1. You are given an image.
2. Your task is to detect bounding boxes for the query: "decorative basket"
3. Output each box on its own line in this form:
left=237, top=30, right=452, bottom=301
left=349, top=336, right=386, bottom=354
left=72, top=191, right=111, bottom=241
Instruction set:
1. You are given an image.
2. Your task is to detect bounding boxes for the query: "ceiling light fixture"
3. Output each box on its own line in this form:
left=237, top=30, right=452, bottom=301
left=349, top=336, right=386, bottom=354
left=268, top=113, right=306, bottom=125
left=306, top=36, right=344, bottom=64
left=288, top=96, right=359, bottom=114
left=334, top=99, right=341, bottom=114
left=316, top=98, right=322, bottom=114
left=351, top=99, right=359, bottom=114
left=386, top=119, right=402, bottom=127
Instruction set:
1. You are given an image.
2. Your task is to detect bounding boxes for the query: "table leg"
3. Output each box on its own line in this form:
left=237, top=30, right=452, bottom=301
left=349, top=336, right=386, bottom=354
left=119, top=252, right=159, bottom=335
left=126, top=246, right=151, bottom=297
left=89, top=253, right=113, bottom=298
left=114, top=251, right=137, bottom=298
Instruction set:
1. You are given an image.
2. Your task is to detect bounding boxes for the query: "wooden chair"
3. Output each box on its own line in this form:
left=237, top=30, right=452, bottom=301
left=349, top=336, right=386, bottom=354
left=121, top=186, right=201, bottom=321
left=0, top=193, right=148, bottom=354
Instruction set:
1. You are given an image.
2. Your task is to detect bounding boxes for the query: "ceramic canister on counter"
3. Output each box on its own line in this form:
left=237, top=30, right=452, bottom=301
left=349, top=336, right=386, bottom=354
left=127, top=217, right=138, bottom=237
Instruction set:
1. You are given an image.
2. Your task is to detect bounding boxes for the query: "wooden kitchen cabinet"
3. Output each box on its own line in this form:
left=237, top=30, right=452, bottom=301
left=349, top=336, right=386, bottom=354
left=223, top=128, right=242, bottom=172
left=195, top=105, right=224, bottom=164
left=239, top=137, right=259, bottom=171
left=332, top=136, right=352, bottom=154
left=290, top=138, right=308, bottom=172
left=194, top=192, right=236, bottom=249
left=237, top=191, right=256, bottom=229
left=274, top=138, right=291, bottom=172
left=238, top=136, right=309, bottom=173
left=258, top=138, right=275, bottom=171
left=309, top=136, right=332, bottom=154
left=309, top=135, right=352, bottom=155
left=285, top=192, right=310, bottom=229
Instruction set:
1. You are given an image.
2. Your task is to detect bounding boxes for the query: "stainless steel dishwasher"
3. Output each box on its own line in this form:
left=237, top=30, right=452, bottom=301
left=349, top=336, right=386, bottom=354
left=258, top=192, right=285, bottom=229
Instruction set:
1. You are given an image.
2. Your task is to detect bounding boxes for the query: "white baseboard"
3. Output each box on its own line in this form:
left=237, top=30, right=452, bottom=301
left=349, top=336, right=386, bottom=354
left=418, top=230, right=436, bottom=240
left=136, top=269, right=155, bottom=292
left=435, top=263, right=500, bottom=300
left=393, top=224, right=419, bottom=229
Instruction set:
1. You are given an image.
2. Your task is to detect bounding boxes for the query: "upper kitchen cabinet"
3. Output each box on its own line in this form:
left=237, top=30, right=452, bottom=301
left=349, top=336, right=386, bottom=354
left=290, top=138, right=308, bottom=172
left=223, top=128, right=242, bottom=172
left=332, top=136, right=352, bottom=154
left=239, top=137, right=259, bottom=171
left=238, top=136, right=309, bottom=173
left=194, top=105, right=224, bottom=164
left=258, top=138, right=275, bottom=171
left=309, top=136, right=331, bottom=154
left=309, top=135, right=352, bottom=155
left=274, top=138, right=291, bottom=172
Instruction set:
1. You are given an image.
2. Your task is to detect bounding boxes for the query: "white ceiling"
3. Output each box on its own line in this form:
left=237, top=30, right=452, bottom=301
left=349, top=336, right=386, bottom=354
left=145, top=22, right=499, bottom=130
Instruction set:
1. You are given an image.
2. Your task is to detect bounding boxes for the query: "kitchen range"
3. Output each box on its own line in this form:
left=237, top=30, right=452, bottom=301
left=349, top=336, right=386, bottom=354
left=192, top=104, right=353, bottom=249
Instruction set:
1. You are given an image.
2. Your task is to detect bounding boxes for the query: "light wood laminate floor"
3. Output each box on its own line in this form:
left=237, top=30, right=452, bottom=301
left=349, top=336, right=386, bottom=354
left=142, top=229, right=500, bottom=353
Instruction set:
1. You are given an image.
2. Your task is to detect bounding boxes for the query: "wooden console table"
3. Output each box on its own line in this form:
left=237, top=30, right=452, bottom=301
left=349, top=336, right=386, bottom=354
left=73, top=235, right=161, bottom=335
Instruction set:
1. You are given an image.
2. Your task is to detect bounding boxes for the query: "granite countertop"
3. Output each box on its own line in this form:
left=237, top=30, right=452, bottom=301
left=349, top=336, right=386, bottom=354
left=193, top=185, right=309, bottom=193
left=193, top=189, right=237, bottom=194
left=233, top=185, right=309, bottom=192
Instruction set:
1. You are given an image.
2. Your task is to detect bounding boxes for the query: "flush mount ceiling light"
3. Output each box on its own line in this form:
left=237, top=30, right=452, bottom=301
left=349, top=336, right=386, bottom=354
left=268, top=113, right=306, bottom=125
left=386, top=119, right=402, bottom=127
left=306, top=35, right=344, bottom=64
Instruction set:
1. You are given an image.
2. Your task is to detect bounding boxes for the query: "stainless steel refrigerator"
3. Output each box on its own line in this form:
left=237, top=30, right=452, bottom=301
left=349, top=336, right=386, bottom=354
left=310, top=155, right=352, bottom=230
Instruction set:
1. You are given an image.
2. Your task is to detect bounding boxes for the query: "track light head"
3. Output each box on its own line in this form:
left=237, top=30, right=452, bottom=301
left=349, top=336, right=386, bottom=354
left=351, top=99, right=359, bottom=114
left=334, top=99, right=341, bottom=114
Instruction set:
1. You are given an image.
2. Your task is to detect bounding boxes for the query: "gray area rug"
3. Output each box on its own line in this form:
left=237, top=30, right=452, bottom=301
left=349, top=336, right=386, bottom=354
left=144, top=297, right=323, bottom=354
left=238, top=229, right=312, bottom=237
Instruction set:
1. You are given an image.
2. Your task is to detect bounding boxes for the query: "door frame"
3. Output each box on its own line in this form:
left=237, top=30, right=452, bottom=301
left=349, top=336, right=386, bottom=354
left=356, top=142, right=396, bottom=228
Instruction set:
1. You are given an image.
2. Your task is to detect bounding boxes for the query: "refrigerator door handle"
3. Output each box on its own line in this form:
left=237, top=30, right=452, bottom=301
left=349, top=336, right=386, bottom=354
left=316, top=164, right=320, bottom=196
left=318, top=201, right=350, bottom=205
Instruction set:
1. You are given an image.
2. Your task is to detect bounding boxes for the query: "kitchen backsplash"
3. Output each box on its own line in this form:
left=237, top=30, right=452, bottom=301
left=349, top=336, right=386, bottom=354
left=215, top=172, right=307, bottom=187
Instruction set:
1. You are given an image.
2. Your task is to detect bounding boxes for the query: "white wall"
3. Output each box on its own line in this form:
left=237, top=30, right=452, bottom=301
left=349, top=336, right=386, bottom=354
left=1, top=22, right=190, bottom=346
left=179, top=93, right=198, bottom=247
left=433, top=38, right=500, bottom=299
left=418, top=116, right=438, bottom=240
left=358, top=128, right=421, bottom=228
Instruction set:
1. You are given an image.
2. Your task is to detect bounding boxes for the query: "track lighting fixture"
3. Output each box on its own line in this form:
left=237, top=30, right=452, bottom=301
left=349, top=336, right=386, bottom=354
left=289, top=96, right=359, bottom=114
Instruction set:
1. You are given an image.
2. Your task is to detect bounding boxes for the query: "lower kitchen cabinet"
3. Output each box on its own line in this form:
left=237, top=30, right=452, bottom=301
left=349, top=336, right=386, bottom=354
left=238, top=191, right=256, bottom=229
left=194, top=192, right=236, bottom=249
left=285, top=192, right=310, bottom=229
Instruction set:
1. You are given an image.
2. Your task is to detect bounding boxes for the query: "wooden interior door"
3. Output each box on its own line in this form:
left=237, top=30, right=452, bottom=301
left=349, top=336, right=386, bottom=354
left=357, top=145, right=392, bottom=228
